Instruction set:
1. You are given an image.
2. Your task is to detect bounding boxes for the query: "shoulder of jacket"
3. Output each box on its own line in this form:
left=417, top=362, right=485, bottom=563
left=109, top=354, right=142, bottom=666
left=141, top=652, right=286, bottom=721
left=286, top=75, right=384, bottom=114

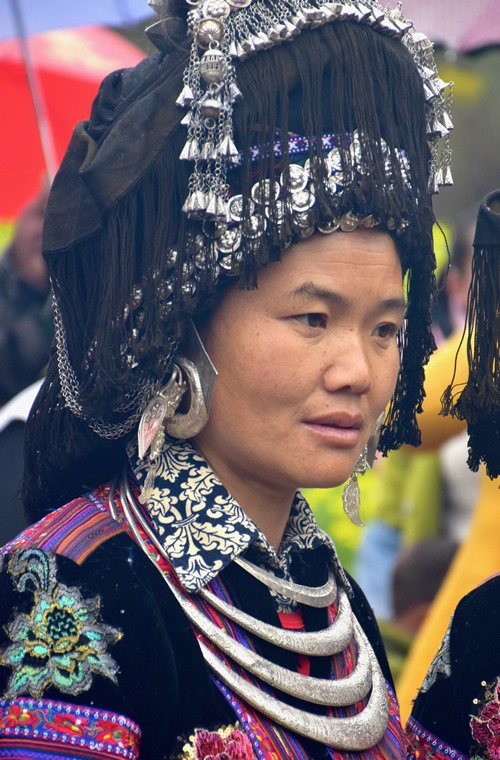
left=1, top=488, right=126, bottom=565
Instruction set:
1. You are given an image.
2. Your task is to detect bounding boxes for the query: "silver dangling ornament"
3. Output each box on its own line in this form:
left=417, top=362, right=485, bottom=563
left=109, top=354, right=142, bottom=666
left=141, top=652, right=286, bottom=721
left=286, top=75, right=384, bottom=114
left=137, top=365, right=186, bottom=502
left=342, top=446, right=368, bottom=527
left=166, top=319, right=218, bottom=439
left=146, top=0, right=453, bottom=229
left=342, top=412, right=384, bottom=526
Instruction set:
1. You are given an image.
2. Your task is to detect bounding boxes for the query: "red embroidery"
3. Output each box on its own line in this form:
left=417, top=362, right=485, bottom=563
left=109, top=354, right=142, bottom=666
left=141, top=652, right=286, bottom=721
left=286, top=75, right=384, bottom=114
left=178, top=726, right=255, bottom=759
left=405, top=715, right=467, bottom=759
left=0, top=697, right=141, bottom=759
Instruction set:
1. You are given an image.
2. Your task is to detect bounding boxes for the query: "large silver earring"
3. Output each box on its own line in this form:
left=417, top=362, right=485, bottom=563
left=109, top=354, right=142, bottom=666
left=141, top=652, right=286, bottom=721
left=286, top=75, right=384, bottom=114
left=166, top=318, right=218, bottom=439
left=137, top=320, right=218, bottom=502
left=166, top=357, right=209, bottom=439
left=342, top=413, right=385, bottom=526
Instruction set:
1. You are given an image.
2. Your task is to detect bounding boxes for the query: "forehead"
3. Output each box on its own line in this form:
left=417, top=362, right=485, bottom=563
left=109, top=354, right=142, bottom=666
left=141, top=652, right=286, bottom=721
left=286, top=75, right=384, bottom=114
left=257, top=229, right=403, bottom=292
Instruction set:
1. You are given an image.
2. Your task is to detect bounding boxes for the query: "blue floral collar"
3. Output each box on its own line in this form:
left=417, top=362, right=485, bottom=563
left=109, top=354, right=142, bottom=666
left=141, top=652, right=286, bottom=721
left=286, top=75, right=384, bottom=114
left=128, top=437, right=343, bottom=593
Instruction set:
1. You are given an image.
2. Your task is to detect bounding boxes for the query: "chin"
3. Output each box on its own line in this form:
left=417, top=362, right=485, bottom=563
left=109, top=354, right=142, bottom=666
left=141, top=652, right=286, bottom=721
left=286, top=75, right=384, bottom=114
left=297, top=469, right=352, bottom=491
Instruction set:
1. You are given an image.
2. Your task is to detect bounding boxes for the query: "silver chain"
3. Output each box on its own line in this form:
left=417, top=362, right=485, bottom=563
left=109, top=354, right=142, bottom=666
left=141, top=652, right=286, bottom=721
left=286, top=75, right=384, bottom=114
left=52, top=291, right=170, bottom=439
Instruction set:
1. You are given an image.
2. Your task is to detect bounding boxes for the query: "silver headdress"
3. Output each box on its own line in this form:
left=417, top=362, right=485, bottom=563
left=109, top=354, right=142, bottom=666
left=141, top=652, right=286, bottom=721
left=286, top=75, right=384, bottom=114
left=147, top=0, right=452, bottom=225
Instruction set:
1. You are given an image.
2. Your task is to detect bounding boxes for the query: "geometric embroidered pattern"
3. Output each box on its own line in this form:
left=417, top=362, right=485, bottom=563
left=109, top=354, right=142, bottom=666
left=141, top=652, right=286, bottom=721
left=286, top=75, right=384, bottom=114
left=0, top=491, right=125, bottom=566
left=0, top=697, right=140, bottom=759
left=405, top=715, right=468, bottom=760
left=1, top=550, right=122, bottom=699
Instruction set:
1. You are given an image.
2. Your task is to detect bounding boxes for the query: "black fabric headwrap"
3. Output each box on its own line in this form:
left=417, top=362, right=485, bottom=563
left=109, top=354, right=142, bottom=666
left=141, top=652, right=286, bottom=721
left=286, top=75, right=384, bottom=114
left=43, top=48, right=188, bottom=254
left=442, top=189, right=500, bottom=479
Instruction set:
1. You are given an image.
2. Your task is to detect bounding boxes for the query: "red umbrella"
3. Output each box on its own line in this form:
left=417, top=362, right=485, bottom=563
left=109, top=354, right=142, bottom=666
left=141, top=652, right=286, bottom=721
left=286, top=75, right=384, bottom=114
left=401, top=0, right=500, bottom=53
left=0, top=26, right=145, bottom=220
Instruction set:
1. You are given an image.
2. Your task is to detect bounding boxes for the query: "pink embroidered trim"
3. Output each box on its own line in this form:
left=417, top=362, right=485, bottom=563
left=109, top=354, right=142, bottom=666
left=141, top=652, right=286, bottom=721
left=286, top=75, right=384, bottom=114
left=470, top=677, right=500, bottom=759
left=405, top=715, right=467, bottom=760
left=0, top=697, right=141, bottom=759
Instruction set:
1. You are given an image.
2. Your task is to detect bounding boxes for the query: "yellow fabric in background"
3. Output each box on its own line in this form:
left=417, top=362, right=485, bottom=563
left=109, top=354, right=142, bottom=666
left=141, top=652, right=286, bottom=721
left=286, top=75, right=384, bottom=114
left=397, top=330, right=500, bottom=721
left=371, top=447, right=441, bottom=544
left=397, top=474, right=499, bottom=721
left=0, top=222, right=14, bottom=253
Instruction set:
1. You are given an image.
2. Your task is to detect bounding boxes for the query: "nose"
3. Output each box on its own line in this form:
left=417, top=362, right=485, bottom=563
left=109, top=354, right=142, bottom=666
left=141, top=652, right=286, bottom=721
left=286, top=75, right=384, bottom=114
left=321, top=332, right=371, bottom=395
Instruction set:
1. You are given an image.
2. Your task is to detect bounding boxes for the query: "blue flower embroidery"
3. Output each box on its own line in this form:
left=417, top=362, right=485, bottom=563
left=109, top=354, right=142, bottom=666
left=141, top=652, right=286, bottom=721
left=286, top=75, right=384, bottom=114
left=1, top=549, right=121, bottom=699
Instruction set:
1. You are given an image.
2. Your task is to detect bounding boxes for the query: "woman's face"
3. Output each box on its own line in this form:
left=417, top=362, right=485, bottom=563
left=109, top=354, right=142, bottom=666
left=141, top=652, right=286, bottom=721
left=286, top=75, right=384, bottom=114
left=195, top=228, right=405, bottom=505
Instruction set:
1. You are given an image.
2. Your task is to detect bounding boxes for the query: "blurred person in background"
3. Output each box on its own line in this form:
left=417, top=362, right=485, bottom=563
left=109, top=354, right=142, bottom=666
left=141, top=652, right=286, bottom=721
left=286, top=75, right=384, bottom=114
left=398, top=190, right=500, bottom=728
left=0, top=380, right=43, bottom=544
left=0, top=183, right=52, bottom=544
left=405, top=189, right=500, bottom=758
left=378, top=537, right=458, bottom=683
left=0, top=182, right=52, bottom=406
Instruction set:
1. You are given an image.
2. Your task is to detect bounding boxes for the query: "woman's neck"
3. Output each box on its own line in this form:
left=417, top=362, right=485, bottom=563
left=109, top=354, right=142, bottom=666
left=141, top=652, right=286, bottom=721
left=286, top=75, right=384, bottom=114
left=195, top=443, right=295, bottom=551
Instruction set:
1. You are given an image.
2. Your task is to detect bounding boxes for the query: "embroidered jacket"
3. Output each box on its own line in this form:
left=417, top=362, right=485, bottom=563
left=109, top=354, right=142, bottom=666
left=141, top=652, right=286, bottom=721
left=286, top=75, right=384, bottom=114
left=405, top=575, right=500, bottom=760
left=0, top=439, right=404, bottom=759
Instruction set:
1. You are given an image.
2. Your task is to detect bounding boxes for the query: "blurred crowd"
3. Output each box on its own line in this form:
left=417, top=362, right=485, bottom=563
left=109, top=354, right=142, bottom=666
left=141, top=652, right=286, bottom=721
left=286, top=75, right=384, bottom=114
left=0, top=182, right=52, bottom=543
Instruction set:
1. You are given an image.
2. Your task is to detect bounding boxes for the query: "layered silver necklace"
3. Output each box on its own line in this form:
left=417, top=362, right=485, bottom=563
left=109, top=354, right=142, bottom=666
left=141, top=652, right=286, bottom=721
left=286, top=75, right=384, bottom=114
left=116, top=474, right=390, bottom=751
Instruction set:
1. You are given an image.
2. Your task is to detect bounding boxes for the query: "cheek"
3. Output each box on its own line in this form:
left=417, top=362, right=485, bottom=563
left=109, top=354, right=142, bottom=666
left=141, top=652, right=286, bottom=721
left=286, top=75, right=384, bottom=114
left=232, top=339, right=302, bottom=416
left=378, top=346, right=401, bottom=405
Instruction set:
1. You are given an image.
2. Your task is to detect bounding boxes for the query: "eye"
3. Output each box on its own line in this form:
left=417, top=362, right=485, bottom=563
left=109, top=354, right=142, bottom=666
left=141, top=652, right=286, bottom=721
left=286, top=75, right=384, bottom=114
left=373, top=323, right=399, bottom=340
left=295, top=313, right=327, bottom=328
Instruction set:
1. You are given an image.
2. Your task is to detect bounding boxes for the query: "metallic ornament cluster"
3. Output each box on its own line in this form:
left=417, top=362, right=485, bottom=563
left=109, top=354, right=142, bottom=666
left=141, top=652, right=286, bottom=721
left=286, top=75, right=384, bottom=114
left=214, top=132, right=411, bottom=273
left=117, top=471, right=391, bottom=750
left=147, top=0, right=453, bottom=224
left=155, top=131, right=411, bottom=308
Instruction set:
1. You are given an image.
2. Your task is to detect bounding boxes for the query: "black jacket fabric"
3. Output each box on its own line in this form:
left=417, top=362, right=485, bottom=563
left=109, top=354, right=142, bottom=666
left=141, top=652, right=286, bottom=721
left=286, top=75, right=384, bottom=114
left=407, top=575, right=500, bottom=759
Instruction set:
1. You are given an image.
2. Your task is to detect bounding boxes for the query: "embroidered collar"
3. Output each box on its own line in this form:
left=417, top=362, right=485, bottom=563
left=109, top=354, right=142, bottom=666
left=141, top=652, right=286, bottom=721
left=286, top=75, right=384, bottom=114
left=128, top=437, right=343, bottom=593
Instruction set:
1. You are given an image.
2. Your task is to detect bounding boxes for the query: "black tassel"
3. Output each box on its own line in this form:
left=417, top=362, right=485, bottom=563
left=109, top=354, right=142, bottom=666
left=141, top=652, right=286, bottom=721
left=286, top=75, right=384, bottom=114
left=441, top=190, right=500, bottom=479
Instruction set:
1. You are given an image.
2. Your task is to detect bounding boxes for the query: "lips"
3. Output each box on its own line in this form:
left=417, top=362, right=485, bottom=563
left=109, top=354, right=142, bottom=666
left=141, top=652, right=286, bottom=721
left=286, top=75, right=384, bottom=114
left=303, top=413, right=364, bottom=447
left=306, top=413, right=363, bottom=430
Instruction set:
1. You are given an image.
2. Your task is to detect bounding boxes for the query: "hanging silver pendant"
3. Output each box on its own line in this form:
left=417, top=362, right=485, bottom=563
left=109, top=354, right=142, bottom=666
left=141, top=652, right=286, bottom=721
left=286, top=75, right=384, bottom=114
left=233, top=554, right=337, bottom=607
left=199, top=585, right=353, bottom=656
left=342, top=472, right=364, bottom=527
left=137, top=365, right=185, bottom=459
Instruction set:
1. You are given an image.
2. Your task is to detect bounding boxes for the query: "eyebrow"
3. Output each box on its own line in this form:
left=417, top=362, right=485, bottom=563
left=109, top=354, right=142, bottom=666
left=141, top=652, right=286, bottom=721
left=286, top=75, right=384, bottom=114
left=287, top=282, right=407, bottom=312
